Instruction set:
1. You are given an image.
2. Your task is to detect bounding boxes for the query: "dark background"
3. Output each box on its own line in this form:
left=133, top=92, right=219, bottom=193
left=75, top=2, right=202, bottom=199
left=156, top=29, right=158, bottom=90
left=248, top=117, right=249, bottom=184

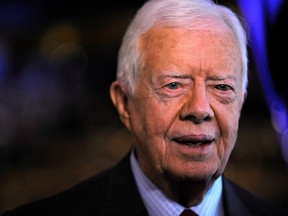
left=0, top=0, right=287, bottom=213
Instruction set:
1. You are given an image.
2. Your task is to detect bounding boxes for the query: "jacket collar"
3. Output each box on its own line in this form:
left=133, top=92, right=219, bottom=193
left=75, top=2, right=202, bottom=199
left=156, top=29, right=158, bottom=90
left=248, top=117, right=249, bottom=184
left=101, top=153, right=148, bottom=216
left=222, top=177, right=252, bottom=216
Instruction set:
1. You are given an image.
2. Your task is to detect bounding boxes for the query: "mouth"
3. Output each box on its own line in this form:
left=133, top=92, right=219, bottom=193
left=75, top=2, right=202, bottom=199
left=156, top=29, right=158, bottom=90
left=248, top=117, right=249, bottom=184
left=172, top=135, right=214, bottom=147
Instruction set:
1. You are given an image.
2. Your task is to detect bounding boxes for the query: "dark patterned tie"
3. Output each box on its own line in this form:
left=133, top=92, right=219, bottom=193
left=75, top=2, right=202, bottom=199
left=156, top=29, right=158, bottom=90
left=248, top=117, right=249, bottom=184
left=179, top=209, right=198, bottom=216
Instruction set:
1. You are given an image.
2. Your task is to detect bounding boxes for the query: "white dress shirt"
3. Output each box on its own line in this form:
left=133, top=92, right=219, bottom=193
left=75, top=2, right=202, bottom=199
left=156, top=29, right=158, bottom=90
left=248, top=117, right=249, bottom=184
left=130, top=151, right=224, bottom=216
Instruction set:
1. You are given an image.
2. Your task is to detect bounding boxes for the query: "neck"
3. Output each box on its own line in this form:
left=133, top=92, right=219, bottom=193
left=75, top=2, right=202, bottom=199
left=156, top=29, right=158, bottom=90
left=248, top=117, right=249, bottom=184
left=156, top=174, right=215, bottom=207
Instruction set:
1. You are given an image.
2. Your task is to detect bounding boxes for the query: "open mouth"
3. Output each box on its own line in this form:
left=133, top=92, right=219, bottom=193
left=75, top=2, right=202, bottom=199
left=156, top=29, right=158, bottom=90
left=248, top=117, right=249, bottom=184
left=173, top=136, right=214, bottom=146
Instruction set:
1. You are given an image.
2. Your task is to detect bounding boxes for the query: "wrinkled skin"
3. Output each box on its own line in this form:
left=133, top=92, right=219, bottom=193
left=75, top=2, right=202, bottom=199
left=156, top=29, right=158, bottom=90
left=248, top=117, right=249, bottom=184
left=110, top=24, right=246, bottom=206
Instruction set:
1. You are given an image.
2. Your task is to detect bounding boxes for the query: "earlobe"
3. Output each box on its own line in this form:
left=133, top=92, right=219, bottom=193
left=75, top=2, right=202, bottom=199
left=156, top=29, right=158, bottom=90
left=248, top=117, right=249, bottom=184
left=110, top=81, right=131, bottom=127
left=240, top=90, right=248, bottom=109
left=243, top=90, right=248, bottom=104
left=244, top=91, right=248, bottom=101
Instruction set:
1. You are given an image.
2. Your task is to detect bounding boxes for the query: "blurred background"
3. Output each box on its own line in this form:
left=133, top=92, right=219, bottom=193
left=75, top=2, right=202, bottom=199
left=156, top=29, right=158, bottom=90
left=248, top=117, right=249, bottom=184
left=0, top=0, right=287, bottom=213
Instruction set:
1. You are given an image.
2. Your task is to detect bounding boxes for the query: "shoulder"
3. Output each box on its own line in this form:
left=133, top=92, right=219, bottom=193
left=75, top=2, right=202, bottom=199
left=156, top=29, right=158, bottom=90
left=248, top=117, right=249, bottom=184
left=2, top=168, right=112, bottom=216
left=2, top=152, right=147, bottom=216
left=223, top=178, right=287, bottom=216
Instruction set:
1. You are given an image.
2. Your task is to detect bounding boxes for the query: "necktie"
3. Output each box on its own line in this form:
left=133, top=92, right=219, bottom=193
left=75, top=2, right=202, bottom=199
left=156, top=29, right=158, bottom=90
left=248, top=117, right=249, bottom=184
left=180, top=209, right=198, bottom=216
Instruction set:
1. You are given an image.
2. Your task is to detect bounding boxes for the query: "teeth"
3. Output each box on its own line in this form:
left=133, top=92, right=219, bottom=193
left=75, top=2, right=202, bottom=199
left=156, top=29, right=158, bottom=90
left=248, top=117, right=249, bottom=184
left=182, top=141, right=205, bottom=146
left=176, top=140, right=211, bottom=146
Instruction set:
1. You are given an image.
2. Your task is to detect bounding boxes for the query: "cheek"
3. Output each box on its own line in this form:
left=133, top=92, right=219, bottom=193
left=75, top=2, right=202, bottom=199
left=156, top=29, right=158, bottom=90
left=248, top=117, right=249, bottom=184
left=215, top=104, right=240, bottom=160
left=135, top=96, right=182, bottom=137
left=213, top=94, right=242, bottom=134
left=133, top=97, right=180, bottom=134
left=131, top=98, right=182, bottom=173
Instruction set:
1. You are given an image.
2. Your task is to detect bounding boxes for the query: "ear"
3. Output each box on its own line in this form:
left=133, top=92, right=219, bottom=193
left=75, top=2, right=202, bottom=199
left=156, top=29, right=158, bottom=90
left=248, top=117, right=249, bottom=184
left=242, top=90, right=248, bottom=104
left=244, top=91, right=248, bottom=101
left=240, top=90, right=248, bottom=110
left=110, top=81, right=131, bottom=130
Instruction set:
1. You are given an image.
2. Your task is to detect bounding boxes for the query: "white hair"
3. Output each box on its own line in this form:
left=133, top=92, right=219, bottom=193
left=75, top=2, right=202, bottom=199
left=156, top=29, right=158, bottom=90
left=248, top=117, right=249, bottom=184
left=117, top=0, right=248, bottom=93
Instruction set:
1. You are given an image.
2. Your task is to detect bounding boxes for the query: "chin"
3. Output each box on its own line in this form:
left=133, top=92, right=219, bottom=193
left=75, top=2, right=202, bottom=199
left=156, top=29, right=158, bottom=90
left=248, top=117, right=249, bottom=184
left=165, top=163, right=220, bottom=182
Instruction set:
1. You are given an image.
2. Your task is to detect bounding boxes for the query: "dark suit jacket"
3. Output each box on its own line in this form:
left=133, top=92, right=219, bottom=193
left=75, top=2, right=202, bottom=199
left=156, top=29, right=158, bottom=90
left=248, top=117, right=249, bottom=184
left=2, top=152, right=286, bottom=216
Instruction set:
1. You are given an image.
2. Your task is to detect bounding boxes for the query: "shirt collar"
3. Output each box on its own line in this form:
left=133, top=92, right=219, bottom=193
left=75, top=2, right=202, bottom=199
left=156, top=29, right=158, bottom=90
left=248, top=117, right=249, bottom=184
left=130, top=150, right=224, bottom=216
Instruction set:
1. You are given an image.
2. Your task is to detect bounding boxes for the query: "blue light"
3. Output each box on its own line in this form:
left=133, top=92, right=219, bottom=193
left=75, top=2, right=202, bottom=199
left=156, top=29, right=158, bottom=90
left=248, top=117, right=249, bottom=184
left=266, top=0, right=283, bottom=23
left=237, top=0, right=288, bottom=164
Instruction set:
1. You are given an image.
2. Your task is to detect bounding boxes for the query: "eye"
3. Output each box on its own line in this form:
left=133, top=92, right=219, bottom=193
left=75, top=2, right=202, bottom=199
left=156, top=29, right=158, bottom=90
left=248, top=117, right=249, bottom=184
left=165, top=82, right=181, bottom=90
left=215, top=84, right=233, bottom=91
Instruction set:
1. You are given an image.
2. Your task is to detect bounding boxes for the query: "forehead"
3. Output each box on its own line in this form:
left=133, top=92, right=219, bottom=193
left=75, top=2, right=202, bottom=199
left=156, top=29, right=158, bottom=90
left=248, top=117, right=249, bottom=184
left=138, top=24, right=241, bottom=71
left=139, top=19, right=237, bottom=49
left=139, top=18, right=236, bottom=44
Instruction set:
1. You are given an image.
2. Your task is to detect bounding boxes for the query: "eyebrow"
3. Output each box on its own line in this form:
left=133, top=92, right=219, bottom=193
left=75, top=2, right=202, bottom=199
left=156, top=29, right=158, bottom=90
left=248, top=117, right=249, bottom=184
left=207, top=74, right=237, bottom=81
left=158, top=71, right=237, bottom=81
left=158, top=71, right=192, bottom=79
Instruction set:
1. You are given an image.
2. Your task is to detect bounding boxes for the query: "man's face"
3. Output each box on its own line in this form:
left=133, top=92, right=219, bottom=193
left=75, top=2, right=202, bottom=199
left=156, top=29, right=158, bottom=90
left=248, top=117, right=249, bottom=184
left=112, top=25, right=245, bottom=184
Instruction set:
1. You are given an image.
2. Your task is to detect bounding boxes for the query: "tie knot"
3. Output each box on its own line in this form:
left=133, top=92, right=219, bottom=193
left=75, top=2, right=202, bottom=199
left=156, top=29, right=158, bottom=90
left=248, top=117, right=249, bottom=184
left=180, top=209, right=198, bottom=216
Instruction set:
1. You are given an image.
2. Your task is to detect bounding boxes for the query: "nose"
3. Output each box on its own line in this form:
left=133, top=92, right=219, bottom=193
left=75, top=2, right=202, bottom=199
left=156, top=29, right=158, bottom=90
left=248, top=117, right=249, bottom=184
left=180, top=84, right=214, bottom=124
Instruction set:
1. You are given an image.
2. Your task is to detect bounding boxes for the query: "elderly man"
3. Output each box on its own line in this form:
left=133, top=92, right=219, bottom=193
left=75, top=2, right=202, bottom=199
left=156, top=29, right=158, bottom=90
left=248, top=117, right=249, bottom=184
left=3, top=0, right=285, bottom=215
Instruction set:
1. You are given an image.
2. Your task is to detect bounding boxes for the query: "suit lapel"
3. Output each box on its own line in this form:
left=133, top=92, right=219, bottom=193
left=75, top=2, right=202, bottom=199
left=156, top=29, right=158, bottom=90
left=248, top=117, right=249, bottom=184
left=101, top=153, right=148, bottom=216
left=222, top=178, right=252, bottom=216
left=100, top=154, right=257, bottom=216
